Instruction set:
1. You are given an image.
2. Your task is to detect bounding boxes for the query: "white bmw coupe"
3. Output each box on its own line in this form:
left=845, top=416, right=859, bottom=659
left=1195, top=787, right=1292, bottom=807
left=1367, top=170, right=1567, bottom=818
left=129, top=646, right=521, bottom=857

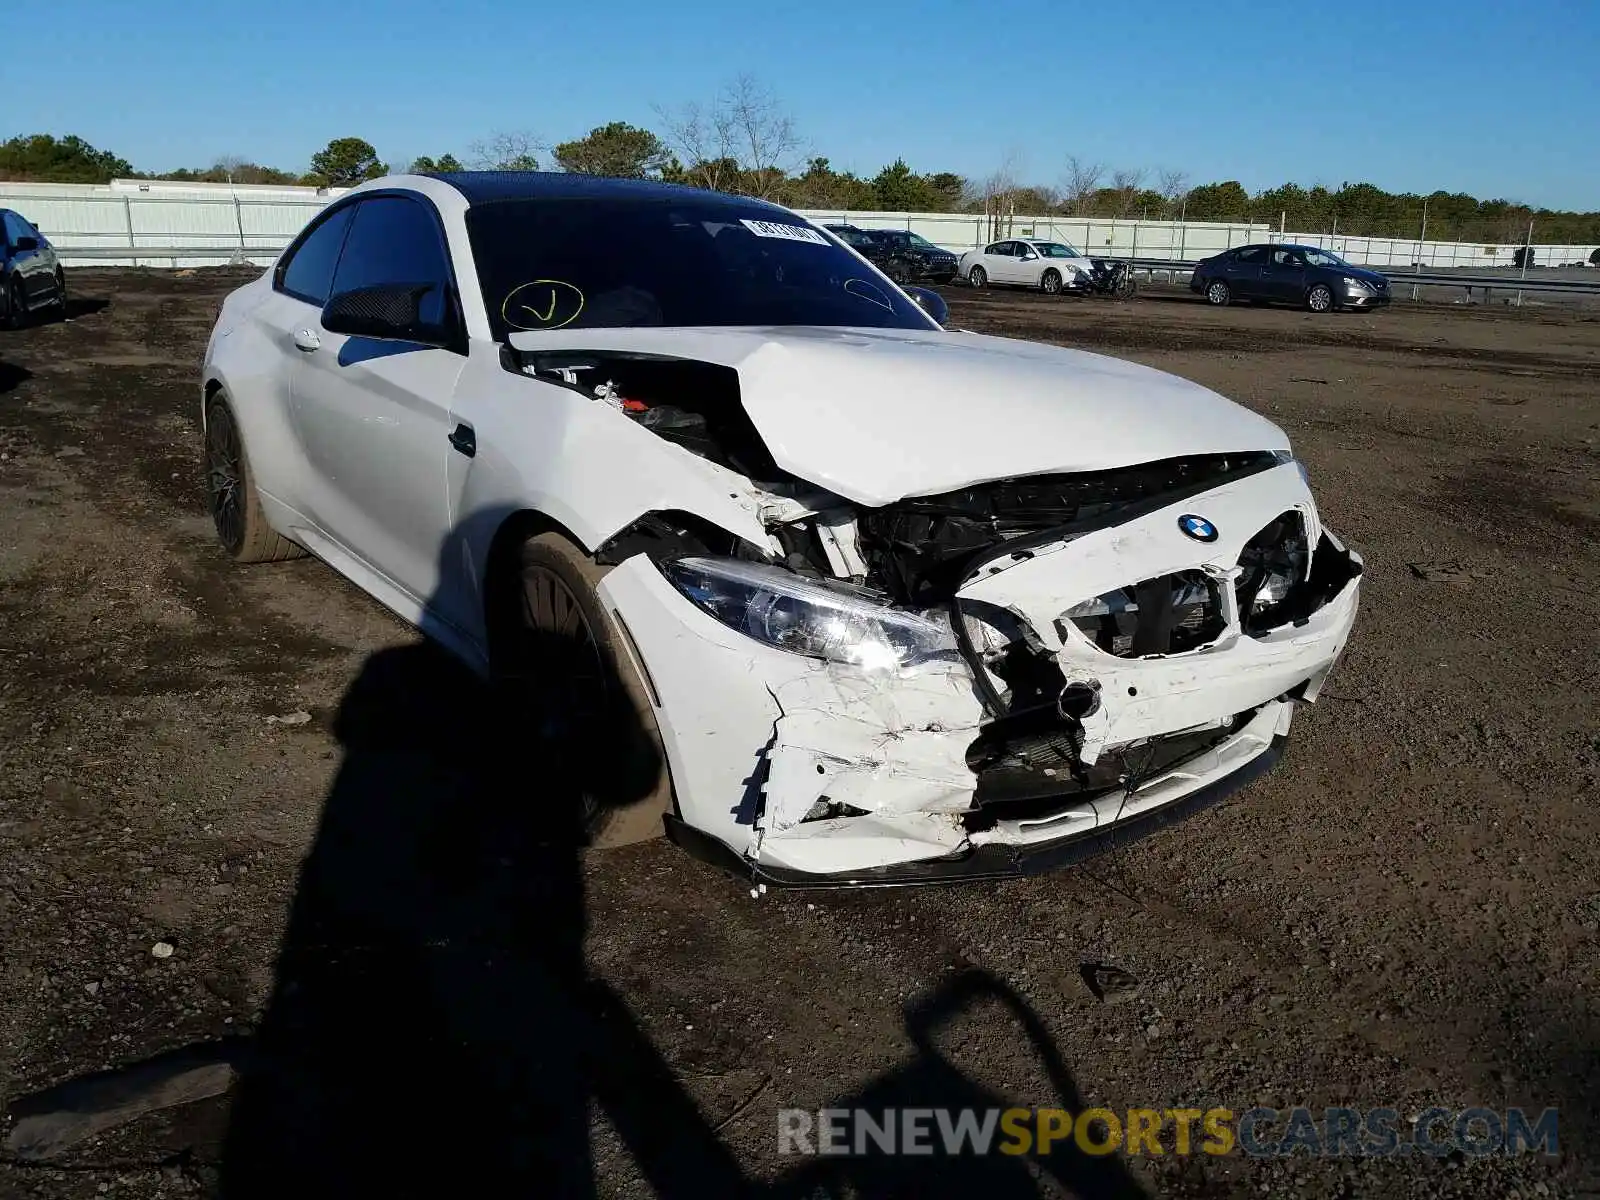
left=201, top=172, right=1361, bottom=885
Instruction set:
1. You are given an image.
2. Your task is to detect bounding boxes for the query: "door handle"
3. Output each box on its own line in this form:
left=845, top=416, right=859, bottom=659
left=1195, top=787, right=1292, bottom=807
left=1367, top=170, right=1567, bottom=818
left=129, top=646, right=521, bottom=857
left=292, top=328, right=321, bottom=352
left=448, top=423, right=476, bottom=458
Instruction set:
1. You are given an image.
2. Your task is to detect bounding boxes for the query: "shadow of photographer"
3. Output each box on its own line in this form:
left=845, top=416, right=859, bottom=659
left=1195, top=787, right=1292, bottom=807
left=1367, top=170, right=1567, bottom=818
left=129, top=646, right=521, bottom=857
left=214, top=528, right=1146, bottom=1199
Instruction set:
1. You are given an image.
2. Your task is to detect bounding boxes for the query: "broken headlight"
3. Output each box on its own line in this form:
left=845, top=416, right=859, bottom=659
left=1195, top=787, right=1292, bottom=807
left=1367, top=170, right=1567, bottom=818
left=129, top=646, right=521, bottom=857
left=662, top=556, right=957, bottom=672
left=1237, top=511, right=1310, bottom=632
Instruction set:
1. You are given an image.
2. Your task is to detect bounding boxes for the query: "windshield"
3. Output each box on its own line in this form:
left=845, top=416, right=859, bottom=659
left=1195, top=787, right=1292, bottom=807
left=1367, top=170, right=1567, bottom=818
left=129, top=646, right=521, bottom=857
left=1303, top=248, right=1352, bottom=268
left=467, top=199, right=937, bottom=339
left=904, top=232, right=941, bottom=251
left=1036, top=242, right=1083, bottom=258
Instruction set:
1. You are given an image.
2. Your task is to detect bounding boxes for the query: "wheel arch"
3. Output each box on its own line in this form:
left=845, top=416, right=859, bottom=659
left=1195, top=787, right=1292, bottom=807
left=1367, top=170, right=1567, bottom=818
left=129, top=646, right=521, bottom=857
left=477, top=504, right=761, bottom=671
left=479, top=506, right=686, bottom=847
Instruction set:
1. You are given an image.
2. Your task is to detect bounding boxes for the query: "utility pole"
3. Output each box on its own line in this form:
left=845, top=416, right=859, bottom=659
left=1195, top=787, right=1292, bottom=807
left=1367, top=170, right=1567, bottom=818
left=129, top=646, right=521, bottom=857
left=1516, top=218, right=1534, bottom=307
left=1411, top=196, right=1429, bottom=300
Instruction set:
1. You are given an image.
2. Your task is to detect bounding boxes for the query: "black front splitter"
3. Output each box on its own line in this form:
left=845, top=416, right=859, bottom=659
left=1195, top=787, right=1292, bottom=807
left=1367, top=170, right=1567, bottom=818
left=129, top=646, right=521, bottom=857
left=664, top=734, right=1287, bottom=890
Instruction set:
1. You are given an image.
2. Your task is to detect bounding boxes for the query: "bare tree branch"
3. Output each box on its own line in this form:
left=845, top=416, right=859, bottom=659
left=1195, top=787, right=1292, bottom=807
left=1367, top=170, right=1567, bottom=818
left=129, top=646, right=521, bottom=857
left=655, top=76, right=802, bottom=199
left=1156, top=167, right=1189, bottom=213
left=467, top=131, right=544, bottom=171
left=1110, top=167, right=1146, bottom=218
left=1062, top=155, right=1104, bottom=216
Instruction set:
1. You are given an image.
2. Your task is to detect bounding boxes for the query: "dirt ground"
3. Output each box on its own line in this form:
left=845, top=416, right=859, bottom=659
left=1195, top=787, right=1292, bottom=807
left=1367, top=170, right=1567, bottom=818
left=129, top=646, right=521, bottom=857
left=1, top=271, right=1597, bottom=1199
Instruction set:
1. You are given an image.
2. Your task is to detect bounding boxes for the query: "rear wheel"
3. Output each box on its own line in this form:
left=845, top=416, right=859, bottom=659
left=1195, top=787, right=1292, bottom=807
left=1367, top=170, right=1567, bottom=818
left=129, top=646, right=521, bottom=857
left=1306, top=283, right=1335, bottom=313
left=497, top=532, right=672, bottom=847
left=204, top=395, right=304, bottom=562
left=967, top=265, right=988, bottom=289
left=2, top=277, right=25, bottom=330
left=1205, top=279, right=1231, bottom=306
left=1041, top=268, right=1063, bottom=295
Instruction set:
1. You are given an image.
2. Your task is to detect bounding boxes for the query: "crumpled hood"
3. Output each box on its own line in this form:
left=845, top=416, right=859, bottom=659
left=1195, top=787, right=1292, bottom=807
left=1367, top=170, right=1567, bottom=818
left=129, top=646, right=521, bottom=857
left=508, top=325, right=1288, bottom=506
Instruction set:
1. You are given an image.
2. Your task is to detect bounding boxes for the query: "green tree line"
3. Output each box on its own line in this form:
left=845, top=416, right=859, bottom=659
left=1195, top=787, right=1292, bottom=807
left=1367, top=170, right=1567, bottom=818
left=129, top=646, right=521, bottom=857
left=3, top=128, right=1596, bottom=245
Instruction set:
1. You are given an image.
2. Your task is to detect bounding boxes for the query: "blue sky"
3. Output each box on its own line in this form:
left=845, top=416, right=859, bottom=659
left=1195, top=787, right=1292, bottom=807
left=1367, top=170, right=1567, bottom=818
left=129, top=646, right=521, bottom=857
left=7, top=0, right=1598, bottom=208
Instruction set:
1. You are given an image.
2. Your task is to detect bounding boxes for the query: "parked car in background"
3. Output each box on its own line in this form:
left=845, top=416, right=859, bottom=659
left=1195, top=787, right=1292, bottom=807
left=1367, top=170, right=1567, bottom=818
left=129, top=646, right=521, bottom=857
left=824, top=224, right=958, bottom=284
left=958, top=238, right=1094, bottom=295
left=1189, top=244, right=1390, bottom=312
left=1, top=209, right=67, bottom=329
left=199, top=171, right=1361, bottom=885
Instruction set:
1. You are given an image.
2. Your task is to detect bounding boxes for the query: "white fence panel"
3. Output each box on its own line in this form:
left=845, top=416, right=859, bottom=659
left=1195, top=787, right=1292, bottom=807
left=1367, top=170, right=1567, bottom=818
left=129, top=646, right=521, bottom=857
left=3, top=180, right=1594, bottom=273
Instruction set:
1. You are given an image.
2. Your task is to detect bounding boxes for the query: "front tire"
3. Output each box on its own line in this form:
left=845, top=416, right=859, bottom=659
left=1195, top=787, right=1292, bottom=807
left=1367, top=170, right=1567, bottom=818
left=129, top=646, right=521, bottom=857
left=1041, top=268, right=1063, bottom=295
left=1306, top=283, right=1335, bottom=313
left=51, top=271, right=68, bottom=318
left=498, top=532, right=672, bottom=848
left=967, top=265, right=988, bottom=289
left=1205, top=279, right=1231, bottom=307
left=204, top=395, right=305, bottom=563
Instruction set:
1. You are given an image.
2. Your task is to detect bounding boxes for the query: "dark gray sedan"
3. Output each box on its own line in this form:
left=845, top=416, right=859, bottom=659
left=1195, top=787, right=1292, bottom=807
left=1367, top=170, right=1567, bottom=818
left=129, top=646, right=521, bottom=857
left=2, top=209, right=67, bottom=329
left=1190, top=243, right=1390, bottom=312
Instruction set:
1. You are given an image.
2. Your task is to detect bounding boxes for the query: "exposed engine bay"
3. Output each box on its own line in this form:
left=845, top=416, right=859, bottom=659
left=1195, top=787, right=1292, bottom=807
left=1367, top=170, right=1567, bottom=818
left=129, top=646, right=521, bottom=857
left=510, top=342, right=1364, bottom=881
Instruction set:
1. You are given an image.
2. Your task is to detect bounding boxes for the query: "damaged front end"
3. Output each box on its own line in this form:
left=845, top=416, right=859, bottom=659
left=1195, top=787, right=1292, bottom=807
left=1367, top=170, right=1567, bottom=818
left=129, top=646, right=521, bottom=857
left=515, top=341, right=1362, bottom=885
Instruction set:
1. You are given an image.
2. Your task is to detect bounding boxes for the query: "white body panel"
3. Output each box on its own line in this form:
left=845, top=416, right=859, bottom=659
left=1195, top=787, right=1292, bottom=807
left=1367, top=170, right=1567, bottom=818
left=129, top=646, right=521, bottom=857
left=202, top=174, right=1361, bottom=881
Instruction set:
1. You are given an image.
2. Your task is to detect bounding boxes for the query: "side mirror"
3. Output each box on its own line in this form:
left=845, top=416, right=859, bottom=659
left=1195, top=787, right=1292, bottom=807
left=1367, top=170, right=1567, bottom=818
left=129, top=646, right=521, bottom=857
left=13, top=236, right=39, bottom=253
left=321, top=283, right=442, bottom=343
left=904, top=286, right=949, bottom=326
left=1020, top=250, right=1038, bottom=261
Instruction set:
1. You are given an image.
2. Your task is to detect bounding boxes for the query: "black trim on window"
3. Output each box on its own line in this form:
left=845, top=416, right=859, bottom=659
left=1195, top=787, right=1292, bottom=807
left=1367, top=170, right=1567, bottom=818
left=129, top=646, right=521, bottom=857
left=276, top=189, right=470, bottom=355
left=329, top=190, right=470, bottom=355
left=273, top=198, right=357, bottom=304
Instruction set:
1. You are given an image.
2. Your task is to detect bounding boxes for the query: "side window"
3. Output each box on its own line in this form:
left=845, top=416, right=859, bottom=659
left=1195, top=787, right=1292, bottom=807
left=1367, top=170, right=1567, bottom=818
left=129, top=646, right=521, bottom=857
left=1235, top=246, right=1267, bottom=264
left=278, top=205, right=354, bottom=306
left=983, top=242, right=1003, bottom=255
left=331, top=195, right=454, bottom=330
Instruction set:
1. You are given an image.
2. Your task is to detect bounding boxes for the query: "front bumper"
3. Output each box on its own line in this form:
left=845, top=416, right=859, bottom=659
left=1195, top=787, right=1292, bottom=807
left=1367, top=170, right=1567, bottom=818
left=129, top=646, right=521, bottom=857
left=665, top=728, right=1288, bottom=887
left=597, top=463, right=1360, bottom=885
left=1344, top=288, right=1391, bottom=309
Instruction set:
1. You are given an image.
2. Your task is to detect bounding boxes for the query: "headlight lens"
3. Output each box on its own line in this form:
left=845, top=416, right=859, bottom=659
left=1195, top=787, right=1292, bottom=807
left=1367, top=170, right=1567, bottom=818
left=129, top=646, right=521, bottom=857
left=662, top=556, right=958, bottom=672
left=1343, top=276, right=1374, bottom=292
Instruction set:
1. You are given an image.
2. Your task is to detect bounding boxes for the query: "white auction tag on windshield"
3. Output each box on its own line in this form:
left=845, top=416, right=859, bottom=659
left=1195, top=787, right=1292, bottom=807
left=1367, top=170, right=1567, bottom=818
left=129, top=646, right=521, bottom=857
left=741, top=219, right=828, bottom=245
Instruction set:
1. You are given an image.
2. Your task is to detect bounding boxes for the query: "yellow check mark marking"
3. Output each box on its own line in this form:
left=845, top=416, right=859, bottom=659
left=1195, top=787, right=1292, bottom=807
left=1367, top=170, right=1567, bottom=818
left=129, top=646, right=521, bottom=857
left=520, top=290, right=558, bottom=323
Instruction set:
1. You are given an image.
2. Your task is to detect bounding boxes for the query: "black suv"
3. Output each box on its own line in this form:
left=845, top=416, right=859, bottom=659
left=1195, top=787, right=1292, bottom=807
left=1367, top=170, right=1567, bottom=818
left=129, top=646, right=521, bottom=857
left=1, top=209, right=67, bottom=329
left=825, top=223, right=958, bottom=284
left=1190, top=243, right=1389, bottom=312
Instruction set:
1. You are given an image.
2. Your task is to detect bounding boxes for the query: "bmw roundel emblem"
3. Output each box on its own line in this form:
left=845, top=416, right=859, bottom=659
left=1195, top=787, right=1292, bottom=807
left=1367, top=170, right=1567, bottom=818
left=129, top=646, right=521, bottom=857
left=1177, top=514, right=1219, bottom=543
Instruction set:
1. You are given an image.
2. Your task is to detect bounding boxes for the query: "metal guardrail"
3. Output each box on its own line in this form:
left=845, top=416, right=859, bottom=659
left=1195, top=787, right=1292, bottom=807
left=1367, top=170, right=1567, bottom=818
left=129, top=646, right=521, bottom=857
left=56, top=246, right=276, bottom=266
left=54, top=245, right=1600, bottom=297
left=1376, top=269, right=1600, bottom=295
